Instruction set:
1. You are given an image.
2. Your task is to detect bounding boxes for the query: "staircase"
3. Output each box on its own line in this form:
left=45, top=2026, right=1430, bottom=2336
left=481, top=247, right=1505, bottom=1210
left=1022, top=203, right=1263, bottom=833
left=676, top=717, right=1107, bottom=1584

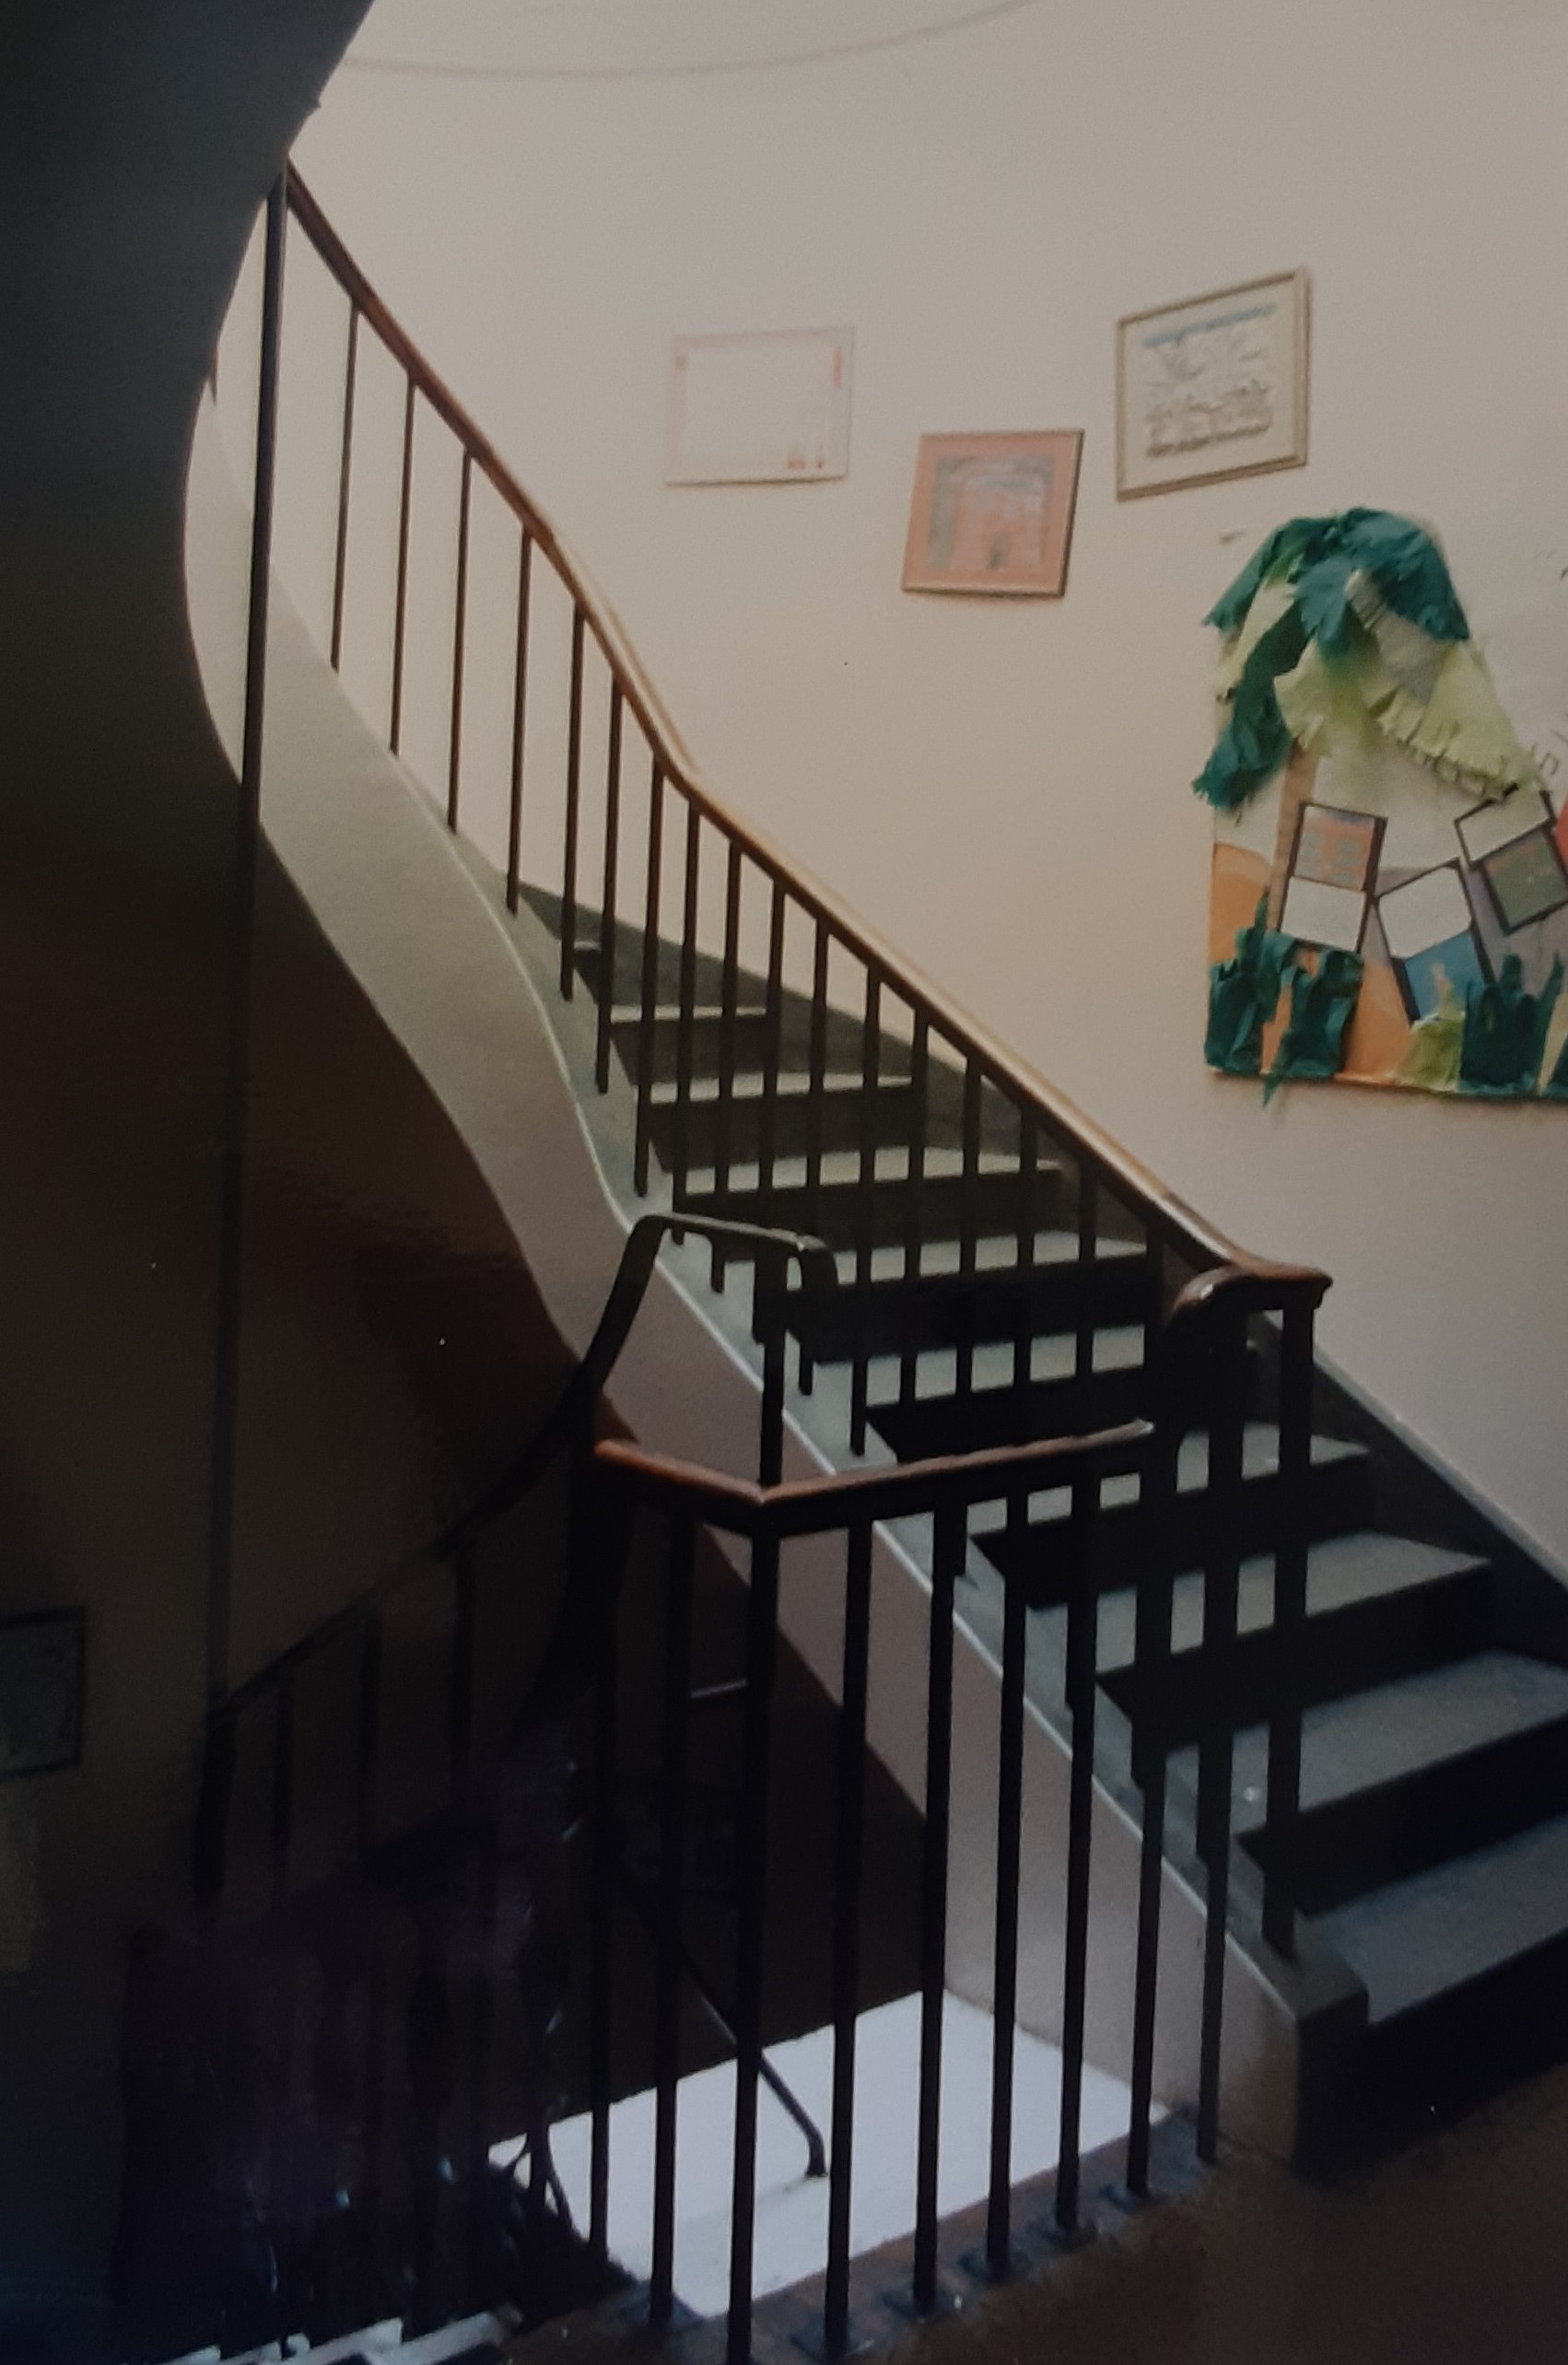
left=157, top=159, right=1568, bottom=2365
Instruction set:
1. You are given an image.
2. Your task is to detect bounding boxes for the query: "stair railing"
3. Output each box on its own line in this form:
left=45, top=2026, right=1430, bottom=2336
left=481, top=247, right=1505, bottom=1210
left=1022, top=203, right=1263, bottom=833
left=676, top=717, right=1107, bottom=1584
left=121, top=1213, right=836, bottom=2358
left=589, top=1260, right=1323, bottom=2363
left=251, top=167, right=1331, bottom=1956
left=255, top=171, right=1323, bottom=1368
left=193, top=1210, right=835, bottom=1908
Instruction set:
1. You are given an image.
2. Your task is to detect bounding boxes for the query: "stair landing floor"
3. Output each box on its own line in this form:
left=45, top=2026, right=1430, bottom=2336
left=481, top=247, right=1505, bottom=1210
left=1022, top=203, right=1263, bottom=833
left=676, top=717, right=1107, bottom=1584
left=534, top=1994, right=1141, bottom=2322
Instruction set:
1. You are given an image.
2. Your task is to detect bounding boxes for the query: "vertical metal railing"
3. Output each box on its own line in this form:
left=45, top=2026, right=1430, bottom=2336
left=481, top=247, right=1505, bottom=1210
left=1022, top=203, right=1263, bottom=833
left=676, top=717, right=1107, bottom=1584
left=206, top=169, right=1340, bottom=2359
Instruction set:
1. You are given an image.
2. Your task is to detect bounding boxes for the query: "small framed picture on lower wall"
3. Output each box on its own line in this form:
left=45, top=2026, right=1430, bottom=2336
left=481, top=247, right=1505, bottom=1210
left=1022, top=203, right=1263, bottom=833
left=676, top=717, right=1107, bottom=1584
left=902, top=431, right=1083, bottom=596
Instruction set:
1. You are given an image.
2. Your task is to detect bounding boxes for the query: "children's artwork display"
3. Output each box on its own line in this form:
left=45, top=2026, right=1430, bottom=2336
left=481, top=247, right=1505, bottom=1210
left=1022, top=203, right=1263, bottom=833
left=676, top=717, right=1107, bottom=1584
left=902, top=430, right=1082, bottom=595
left=1199, top=509, right=1568, bottom=1102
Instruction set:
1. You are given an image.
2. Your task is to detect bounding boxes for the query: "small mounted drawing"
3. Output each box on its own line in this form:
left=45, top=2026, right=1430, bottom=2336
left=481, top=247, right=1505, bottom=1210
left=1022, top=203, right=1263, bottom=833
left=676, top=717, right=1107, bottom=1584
left=666, top=327, right=853, bottom=486
left=0, top=1609, right=85, bottom=1779
left=1117, top=271, right=1308, bottom=498
left=902, top=430, right=1083, bottom=596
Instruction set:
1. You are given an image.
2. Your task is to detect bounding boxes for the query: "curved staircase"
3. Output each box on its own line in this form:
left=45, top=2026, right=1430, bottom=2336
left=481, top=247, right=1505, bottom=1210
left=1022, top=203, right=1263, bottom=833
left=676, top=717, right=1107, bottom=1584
left=143, top=160, right=1568, bottom=2365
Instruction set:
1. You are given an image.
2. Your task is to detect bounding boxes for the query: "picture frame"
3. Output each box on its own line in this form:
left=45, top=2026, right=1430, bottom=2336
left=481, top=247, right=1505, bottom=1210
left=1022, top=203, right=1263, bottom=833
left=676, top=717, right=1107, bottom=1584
left=0, top=1608, right=85, bottom=1779
left=901, top=430, right=1083, bottom=597
left=1116, top=269, right=1309, bottom=499
left=1375, top=862, right=1492, bottom=1024
left=666, top=327, right=854, bottom=486
left=1280, top=801, right=1386, bottom=954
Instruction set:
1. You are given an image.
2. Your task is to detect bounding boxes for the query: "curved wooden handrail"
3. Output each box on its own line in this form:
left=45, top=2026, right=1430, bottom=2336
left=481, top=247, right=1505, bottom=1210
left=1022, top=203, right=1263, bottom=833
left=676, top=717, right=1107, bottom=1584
left=283, top=171, right=1327, bottom=1286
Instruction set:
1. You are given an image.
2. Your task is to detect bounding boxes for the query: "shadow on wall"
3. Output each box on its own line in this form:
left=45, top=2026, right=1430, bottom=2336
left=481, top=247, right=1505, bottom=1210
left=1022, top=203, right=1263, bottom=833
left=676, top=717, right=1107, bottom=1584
left=0, top=3, right=605, bottom=2353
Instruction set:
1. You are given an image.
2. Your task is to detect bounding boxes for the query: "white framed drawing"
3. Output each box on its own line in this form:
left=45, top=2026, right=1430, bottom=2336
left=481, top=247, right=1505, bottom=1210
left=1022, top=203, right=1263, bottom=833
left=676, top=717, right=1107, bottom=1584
left=1116, top=270, right=1309, bottom=499
left=666, top=328, right=853, bottom=486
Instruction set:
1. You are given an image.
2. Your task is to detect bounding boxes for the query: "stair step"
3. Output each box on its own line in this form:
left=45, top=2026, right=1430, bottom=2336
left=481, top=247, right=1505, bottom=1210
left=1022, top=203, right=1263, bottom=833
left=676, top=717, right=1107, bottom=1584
left=974, top=1425, right=1373, bottom=1603
left=680, top=1152, right=1068, bottom=1252
left=1316, top=1806, right=1568, bottom=2027
left=614, top=1004, right=877, bottom=1084
left=789, top=1235, right=1151, bottom=1362
left=1104, top=1536, right=1495, bottom=1751
left=868, top=1327, right=1148, bottom=1457
left=1232, top=1652, right=1568, bottom=1912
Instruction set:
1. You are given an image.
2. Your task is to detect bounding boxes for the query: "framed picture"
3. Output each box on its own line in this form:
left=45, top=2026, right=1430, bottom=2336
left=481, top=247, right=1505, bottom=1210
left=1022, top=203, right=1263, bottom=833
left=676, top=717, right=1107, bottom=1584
left=901, top=430, right=1083, bottom=596
left=1116, top=270, right=1309, bottom=498
left=1280, top=802, right=1385, bottom=954
left=666, top=327, right=853, bottom=485
left=1375, top=862, right=1492, bottom=1023
left=0, top=1609, right=85, bottom=1779
left=1455, top=788, right=1568, bottom=935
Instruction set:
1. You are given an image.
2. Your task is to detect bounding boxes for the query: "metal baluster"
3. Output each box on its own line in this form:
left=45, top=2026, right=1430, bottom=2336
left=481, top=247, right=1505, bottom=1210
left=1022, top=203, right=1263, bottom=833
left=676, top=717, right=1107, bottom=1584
left=849, top=966, right=882, bottom=1456
left=560, top=606, right=586, bottom=999
left=505, top=530, right=534, bottom=913
left=634, top=762, right=665, bottom=1195
left=462, top=1816, right=500, bottom=2306
left=589, top=1491, right=622, bottom=2266
left=1126, top=1420, right=1178, bottom=2198
left=330, top=303, right=358, bottom=672
left=650, top=1515, right=696, bottom=2330
left=594, top=683, right=624, bottom=1092
left=822, top=1518, right=873, bottom=2359
left=407, top=1894, right=456, bottom=2331
left=899, top=1015, right=930, bottom=1411
left=755, top=880, right=786, bottom=1225
left=389, top=375, right=415, bottom=752
left=913, top=1498, right=963, bottom=2314
left=1264, top=1291, right=1317, bottom=1955
left=356, top=1614, right=382, bottom=1858
left=271, top=1672, right=295, bottom=1901
left=1197, top=1299, right=1248, bottom=2163
left=985, top=1489, right=1028, bottom=2277
left=192, top=1707, right=238, bottom=1911
left=672, top=799, right=701, bottom=1210
left=726, top=1528, right=780, bottom=2365
left=1013, top=1103, right=1039, bottom=1419
left=710, top=842, right=743, bottom=1287
left=1055, top=1471, right=1099, bottom=2232
left=804, top=917, right=830, bottom=1239
left=450, top=1541, right=476, bottom=1796
left=956, top=1060, right=982, bottom=1405
left=446, top=449, right=472, bottom=831
left=1075, top=1165, right=1099, bottom=1400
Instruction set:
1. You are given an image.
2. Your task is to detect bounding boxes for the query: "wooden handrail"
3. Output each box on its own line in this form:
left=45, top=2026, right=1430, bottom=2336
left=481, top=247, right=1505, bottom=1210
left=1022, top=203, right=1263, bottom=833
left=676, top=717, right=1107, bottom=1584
left=283, top=172, right=1328, bottom=1288
left=593, top=1422, right=1152, bottom=1540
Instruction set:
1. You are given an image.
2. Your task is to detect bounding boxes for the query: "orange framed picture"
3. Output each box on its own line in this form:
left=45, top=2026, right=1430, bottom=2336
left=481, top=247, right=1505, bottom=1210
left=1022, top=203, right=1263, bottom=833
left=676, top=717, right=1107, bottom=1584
left=901, top=429, right=1083, bottom=596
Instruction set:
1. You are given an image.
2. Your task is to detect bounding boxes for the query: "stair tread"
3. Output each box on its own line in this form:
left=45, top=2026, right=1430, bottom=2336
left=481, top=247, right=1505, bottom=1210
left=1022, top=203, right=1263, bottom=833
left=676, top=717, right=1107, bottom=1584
left=683, top=1142, right=1056, bottom=1190
left=1206, top=1649, right=1568, bottom=1831
left=1315, top=1805, right=1568, bottom=2023
left=865, top=1325, right=1146, bottom=1405
left=1074, top=1529, right=1490, bottom=1677
left=970, top=1423, right=1366, bottom=1531
left=828, top=1231, right=1143, bottom=1282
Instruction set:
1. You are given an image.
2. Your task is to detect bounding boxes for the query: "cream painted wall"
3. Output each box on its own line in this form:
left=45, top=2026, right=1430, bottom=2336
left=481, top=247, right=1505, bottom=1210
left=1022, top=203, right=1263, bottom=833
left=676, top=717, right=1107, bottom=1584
left=287, top=0, right=1568, bottom=1560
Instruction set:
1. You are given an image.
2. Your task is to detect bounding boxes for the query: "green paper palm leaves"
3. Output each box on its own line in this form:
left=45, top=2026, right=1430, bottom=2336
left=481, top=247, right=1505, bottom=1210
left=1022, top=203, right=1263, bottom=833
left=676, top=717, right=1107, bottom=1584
left=1196, top=509, right=1535, bottom=812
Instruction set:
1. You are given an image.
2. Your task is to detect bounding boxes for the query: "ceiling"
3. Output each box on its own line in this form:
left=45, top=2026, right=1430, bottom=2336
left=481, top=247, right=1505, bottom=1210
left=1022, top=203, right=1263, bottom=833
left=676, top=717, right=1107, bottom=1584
left=343, top=0, right=1046, bottom=80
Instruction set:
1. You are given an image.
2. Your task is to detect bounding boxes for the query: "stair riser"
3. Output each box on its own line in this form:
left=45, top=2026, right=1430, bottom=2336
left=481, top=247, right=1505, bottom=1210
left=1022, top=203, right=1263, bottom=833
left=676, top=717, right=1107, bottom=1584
left=982, top=1453, right=1376, bottom=1607
left=677, top=1165, right=1068, bottom=1253
left=1112, top=1566, right=1494, bottom=1755
left=870, top=1364, right=1150, bottom=1458
left=790, top=1255, right=1155, bottom=1360
left=649, top=1082, right=929, bottom=1175
left=612, top=1005, right=902, bottom=1086
left=1250, top=1710, right=1568, bottom=1915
